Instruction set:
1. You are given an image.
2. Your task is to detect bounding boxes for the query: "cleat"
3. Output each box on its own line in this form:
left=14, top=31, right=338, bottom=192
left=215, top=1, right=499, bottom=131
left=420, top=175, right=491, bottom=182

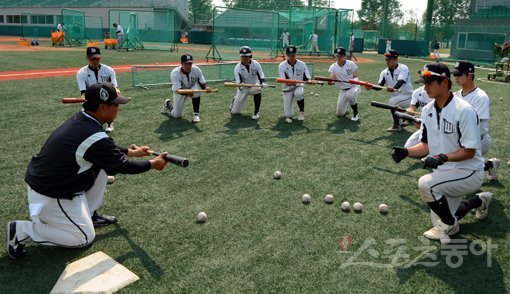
left=423, top=226, right=443, bottom=240
left=105, top=123, right=114, bottom=132
left=435, top=219, right=459, bottom=245
left=298, top=112, right=305, bottom=121
left=487, top=158, right=500, bottom=180
left=92, top=211, right=117, bottom=228
left=7, top=221, right=26, bottom=259
left=251, top=112, right=260, bottom=120
left=107, top=176, right=115, bottom=184
left=192, top=115, right=201, bottom=123
left=285, top=117, right=293, bottom=123
left=351, top=114, right=360, bottom=122
left=161, top=99, right=173, bottom=114
left=386, top=125, right=401, bottom=132
left=475, top=192, right=493, bottom=220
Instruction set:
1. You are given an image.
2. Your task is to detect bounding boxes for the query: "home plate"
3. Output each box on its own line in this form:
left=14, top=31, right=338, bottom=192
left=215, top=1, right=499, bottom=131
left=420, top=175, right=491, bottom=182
left=50, top=251, right=139, bottom=294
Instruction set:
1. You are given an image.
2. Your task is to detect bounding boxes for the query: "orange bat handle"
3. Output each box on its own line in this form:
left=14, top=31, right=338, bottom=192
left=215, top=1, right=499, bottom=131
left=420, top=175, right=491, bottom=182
left=62, top=98, right=86, bottom=104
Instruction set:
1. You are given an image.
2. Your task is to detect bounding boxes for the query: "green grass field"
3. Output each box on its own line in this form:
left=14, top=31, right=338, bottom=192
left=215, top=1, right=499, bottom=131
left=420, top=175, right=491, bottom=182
left=0, top=47, right=509, bottom=293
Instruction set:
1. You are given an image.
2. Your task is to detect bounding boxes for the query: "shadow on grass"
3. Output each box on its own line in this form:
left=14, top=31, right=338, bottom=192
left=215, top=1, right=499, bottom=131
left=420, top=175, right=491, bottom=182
left=271, top=117, right=312, bottom=139
left=326, top=117, right=360, bottom=135
left=155, top=115, right=202, bottom=141
left=372, top=161, right=422, bottom=178
left=223, top=114, right=261, bottom=135
left=398, top=194, right=429, bottom=212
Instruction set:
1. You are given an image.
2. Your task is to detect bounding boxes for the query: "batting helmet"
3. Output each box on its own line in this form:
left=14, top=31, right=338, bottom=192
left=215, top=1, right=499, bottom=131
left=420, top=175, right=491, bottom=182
left=239, top=46, right=252, bottom=57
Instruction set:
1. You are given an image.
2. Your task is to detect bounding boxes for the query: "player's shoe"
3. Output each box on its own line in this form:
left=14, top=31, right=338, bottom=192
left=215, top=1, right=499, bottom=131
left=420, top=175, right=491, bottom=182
left=107, top=176, right=115, bottom=184
left=92, top=211, right=117, bottom=228
left=386, top=124, right=401, bottom=132
left=251, top=112, right=260, bottom=120
left=105, top=123, right=114, bottom=132
left=285, top=117, right=293, bottom=123
left=351, top=114, right=360, bottom=122
left=161, top=99, right=173, bottom=114
left=487, top=158, right=500, bottom=180
left=7, top=221, right=26, bottom=260
left=424, top=219, right=459, bottom=245
left=298, top=112, right=305, bottom=121
left=475, top=192, right=493, bottom=220
left=192, top=115, right=201, bottom=123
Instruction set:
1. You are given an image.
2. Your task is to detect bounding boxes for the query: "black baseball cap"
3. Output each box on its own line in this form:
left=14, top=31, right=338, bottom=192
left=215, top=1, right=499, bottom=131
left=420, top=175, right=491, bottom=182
left=415, top=63, right=451, bottom=84
left=181, top=54, right=193, bottom=63
left=239, top=46, right=252, bottom=57
left=452, top=60, right=475, bottom=76
left=286, top=45, right=297, bottom=55
left=85, top=82, right=130, bottom=105
left=334, top=47, right=346, bottom=56
left=86, top=46, right=101, bottom=58
left=384, top=49, right=398, bottom=59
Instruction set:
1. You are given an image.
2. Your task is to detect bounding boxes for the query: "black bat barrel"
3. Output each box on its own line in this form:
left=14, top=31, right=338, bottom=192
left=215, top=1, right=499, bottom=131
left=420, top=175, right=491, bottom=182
left=152, top=151, right=189, bottom=168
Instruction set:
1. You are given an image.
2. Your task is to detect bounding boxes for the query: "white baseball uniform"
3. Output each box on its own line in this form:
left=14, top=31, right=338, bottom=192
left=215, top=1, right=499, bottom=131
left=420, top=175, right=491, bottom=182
left=349, top=35, right=355, bottom=52
left=170, top=65, right=207, bottom=118
left=404, top=86, right=433, bottom=147
left=378, top=63, right=413, bottom=108
left=386, top=39, right=392, bottom=52
left=278, top=59, right=311, bottom=118
left=281, top=31, right=290, bottom=48
left=76, top=64, right=118, bottom=92
left=309, top=33, right=319, bottom=54
left=328, top=60, right=360, bottom=116
left=454, top=87, right=491, bottom=154
left=115, top=24, right=124, bottom=47
left=231, top=60, right=266, bottom=114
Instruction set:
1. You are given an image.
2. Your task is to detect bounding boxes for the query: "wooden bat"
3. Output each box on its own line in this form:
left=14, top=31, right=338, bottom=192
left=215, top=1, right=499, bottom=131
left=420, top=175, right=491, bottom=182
left=370, top=101, right=421, bottom=116
left=314, top=76, right=400, bottom=92
left=223, top=82, right=276, bottom=88
left=130, top=144, right=189, bottom=168
left=393, top=111, right=421, bottom=124
left=176, top=89, right=218, bottom=95
left=62, top=98, right=86, bottom=104
left=275, top=78, right=324, bottom=85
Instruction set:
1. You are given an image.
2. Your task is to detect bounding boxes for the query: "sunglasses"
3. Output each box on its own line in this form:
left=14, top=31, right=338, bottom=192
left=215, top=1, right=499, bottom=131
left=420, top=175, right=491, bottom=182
left=421, top=70, right=449, bottom=80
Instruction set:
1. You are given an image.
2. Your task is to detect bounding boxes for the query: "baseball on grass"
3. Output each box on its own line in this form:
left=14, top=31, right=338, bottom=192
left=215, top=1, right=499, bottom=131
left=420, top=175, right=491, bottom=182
left=273, top=170, right=282, bottom=179
left=324, top=194, right=334, bottom=204
left=197, top=211, right=207, bottom=223
left=341, top=201, right=350, bottom=211
left=310, top=91, right=314, bottom=95
left=315, top=93, right=319, bottom=97
left=353, top=202, right=363, bottom=212
left=378, top=203, right=389, bottom=213
left=302, top=193, right=312, bottom=203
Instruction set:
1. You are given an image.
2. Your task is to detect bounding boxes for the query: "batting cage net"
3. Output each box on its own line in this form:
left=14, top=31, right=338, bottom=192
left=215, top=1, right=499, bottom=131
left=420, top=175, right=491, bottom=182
left=336, top=9, right=353, bottom=51
left=61, top=9, right=86, bottom=46
left=85, top=16, right=104, bottom=41
left=131, top=62, right=315, bottom=88
left=108, top=9, right=179, bottom=51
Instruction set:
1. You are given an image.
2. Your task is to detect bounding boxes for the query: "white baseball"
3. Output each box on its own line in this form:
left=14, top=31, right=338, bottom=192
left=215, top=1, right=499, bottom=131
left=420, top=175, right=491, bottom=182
left=315, top=93, right=319, bottom=97
left=324, top=194, right=334, bottom=204
left=353, top=202, right=363, bottom=212
left=273, top=170, right=282, bottom=179
left=341, top=201, right=350, bottom=211
left=378, top=203, right=389, bottom=213
left=500, top=97, right=503, bottom=101
left=197, top=211, right=207, bottom=223
left=302, top=193, right=311, bottom=203
left=310, top=91, right=314, bottom=95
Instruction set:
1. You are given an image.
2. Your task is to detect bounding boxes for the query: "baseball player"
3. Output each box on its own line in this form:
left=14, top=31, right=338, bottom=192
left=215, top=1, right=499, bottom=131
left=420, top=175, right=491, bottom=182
left=452, top=60, right=500, bottom=180
left=348, top=33, right=357, bottom=61
left=385, top=39, right=392, bottom=52
left=76, top=46, right=119, bottom=133
left=404, top=85, right=432, bottom=147
left=6, top=83, right=170, bottom=259
left=391, top=63, right=490, bottom=244
left=280, top=29, right=290, bottom=49
left=113, top=23, right=124, bottom=49
left=308, top=32, right=319, bottom=55
left=161, top=54, right=212, bottom=123
left=278, top=45, right=311, bottom=123
left=328, top=47, right=360, bottom=121
left=432, top=39, right=440, bottom=60
left=365, top=49, right=413, bottom=131
left=230, top=46, right=268, bottom=120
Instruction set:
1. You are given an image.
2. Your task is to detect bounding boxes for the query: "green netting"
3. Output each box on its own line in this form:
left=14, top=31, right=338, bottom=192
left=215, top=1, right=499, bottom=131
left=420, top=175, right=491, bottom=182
left=62, top=8, right=86, bottom=46
left=362, top=30, right=378, bottom=51
left=109, top=9, right=178, bottom=50
left=289, top=7, right=340, bottom=55
left=131, top=62, right=315, bottom=88
left=451, top=23, right=510, bottom=63
left=85, top=16, right=104, bottom=40
left=212, top=7, right=281, bottom=50
left=335, top=9, right=353, bottom=52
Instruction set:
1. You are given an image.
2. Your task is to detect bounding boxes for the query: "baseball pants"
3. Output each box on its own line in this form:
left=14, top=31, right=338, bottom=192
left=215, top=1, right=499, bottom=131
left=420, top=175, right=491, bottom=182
left=171, top=90, right=201, bottom=118
left=404, top=129, right=422, bottom=148
left=231, top=87, right=261, bottom=114
left=282, top=39, right=289, bottom=48
left=389, top=93, right=411, bottom=109
left=282, top=86, right=304, bottom=118
left=336, top=86, right=360, bottom=116
left=310, top=41, right=319, bottom=53
left=15, top=170, right=108, bottom=248
left=481, top=134, right=492, bottom=155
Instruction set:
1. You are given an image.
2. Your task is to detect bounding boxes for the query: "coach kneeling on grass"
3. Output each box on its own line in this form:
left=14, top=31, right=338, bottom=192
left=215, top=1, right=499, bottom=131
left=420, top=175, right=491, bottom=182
left=7, top=82, right=169, bottom=260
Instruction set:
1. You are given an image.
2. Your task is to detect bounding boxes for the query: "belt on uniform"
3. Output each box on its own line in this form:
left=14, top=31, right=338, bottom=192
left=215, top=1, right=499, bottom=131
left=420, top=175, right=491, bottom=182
left=341, top=87, right=352, bottom=90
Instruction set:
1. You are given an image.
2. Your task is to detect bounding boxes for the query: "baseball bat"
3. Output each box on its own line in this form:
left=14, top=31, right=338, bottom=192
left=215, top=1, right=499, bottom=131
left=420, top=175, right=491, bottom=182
left=176, top=89, right=218, bottom=95
left=314, top=76, right=350, bottom=83
left=370, top=101, right=421, bottom=116
left=223, top=82, right=276, bottom=88
left=314, top=76, right=400, bottom=92
left=275, top=78, right=324, bottom=85
left=62, top=98, right=86, bottom=104
left=393, top=111, right=421, bottom=124
left=130, top=144, right=189, bottom=168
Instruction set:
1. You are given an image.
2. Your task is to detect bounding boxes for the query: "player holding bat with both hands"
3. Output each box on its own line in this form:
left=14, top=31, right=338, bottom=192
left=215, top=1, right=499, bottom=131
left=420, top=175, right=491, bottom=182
left=6, top=82, right=171, bottom=260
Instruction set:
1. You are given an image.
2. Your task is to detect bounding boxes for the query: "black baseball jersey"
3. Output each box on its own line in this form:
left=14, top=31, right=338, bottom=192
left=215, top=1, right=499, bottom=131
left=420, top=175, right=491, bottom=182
left=25, top=110, right=150, bottom=199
